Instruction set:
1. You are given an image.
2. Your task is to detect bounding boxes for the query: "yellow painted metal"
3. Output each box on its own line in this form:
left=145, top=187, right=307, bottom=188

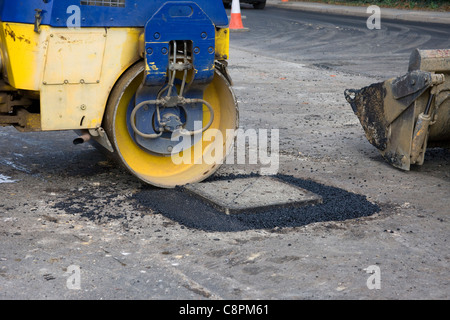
left=0, top=22, right=142, bottom=131
left=215, top=28, right=229, bottom=60
left=104, top=61, right=238, bottom=188
left=43, top=32, right=106, bottom=85
left=0, top=22, right=47, bottom=90
left=40, top=27, right=142, bottom=130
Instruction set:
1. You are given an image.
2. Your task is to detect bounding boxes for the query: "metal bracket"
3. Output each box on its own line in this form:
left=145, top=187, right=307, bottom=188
left=34, top=9, right=43, bottom=33
left=89, top=127, right=114, bottom=152
left=130, top=1, right=217, bottom=155
left=143, top=1, right=215, bottom=87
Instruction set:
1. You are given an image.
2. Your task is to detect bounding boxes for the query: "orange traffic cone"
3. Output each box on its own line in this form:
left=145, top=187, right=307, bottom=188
left=229, top=0, right=249, bottom=32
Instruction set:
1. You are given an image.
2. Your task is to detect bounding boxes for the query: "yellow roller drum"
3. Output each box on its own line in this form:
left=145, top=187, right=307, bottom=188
left=103, top=61, right=238, bottom=188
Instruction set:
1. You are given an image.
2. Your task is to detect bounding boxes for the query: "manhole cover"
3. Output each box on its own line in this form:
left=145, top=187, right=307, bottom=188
left=184, top=176, right=322, bottom=214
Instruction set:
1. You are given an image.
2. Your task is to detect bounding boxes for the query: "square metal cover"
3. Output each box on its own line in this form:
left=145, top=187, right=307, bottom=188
left=184, top=176, right=322, bottom=214
left=43, top=32, right=106, bottom=85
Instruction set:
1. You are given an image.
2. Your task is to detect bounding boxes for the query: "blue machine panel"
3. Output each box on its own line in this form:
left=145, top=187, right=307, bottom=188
left=0, top=0, right=228, bottom=28
left=144, top=2, right=216, bottom=87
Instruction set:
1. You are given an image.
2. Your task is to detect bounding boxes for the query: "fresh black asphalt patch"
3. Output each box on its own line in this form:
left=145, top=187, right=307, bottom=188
left=183, top=176, right=323, bottom=214
left=132, top=173, right=381, bottom=232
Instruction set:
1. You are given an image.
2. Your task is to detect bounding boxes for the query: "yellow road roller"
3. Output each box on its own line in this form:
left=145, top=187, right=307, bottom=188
left=0, top=0, right=238, bottom=187
left=345, top=49, right=450, bottom=170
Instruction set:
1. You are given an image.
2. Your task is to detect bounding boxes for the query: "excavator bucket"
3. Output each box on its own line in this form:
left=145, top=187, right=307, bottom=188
left=345, top=49, right=450, bottom=170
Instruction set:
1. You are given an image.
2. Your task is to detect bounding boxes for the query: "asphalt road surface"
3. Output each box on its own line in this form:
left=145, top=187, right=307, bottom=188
left=0, top=5, right=449, bottom=300
left=233, top=5, right=450, bottom=79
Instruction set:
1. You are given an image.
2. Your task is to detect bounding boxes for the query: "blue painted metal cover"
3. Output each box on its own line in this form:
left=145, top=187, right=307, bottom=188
left=0, top=0, right=228, bottom=28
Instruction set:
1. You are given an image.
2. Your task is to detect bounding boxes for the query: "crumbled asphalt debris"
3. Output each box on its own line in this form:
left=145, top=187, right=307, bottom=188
left=132, top=173, right=381, bottom=232
left=51, top=172, right=380, bottom=232
left=52, top=185, right=138, bottom=225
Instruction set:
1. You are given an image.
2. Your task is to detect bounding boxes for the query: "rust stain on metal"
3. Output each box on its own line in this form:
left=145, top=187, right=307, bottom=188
left=4, top=24, right=31, bottom=44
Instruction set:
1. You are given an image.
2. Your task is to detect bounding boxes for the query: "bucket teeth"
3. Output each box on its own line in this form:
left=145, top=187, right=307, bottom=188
left=345, top=82, right=389, bottom=151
